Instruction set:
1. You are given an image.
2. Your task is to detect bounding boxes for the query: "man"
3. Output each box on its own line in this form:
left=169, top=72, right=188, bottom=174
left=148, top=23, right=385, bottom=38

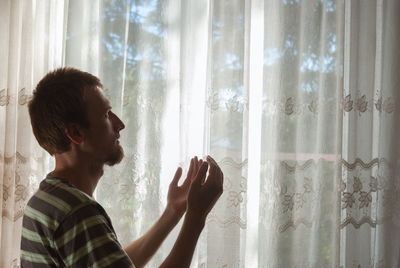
left=20, top=67, right=224, bottom=267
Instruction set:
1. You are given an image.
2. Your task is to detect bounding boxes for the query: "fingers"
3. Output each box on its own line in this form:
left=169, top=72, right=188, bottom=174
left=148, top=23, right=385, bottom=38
left=193, top=156, right=200, bottom=171
left=206, top=155, right=224, bottom=189
left=189, top=156, right=202, bottom=182
left=192, top=161, right=209, bottom=186
left=186, top=158, right=194, bottom=179
left=170, top=167, right=183, bottom=186
left=197, top=159, right=203, bottom=173
left=178, top=155, right=221, bottom=188
left=193, top=156, right=199, bottom=176
left=206, top=155, right=216, bottom=165
left=206, top=155, right=220, bottom=177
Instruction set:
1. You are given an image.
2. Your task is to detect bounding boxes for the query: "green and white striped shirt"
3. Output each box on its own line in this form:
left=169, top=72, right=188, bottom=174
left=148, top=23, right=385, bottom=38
left=21, top=175, right=134, bottom=267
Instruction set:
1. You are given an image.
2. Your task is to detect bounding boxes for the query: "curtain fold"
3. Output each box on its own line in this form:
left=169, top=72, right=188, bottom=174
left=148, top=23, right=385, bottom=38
left=339, top=0, right=400, bottom=267
left=0, top=0, right=64, bottom=267
left=61, top=0, right=400, bottom=267
left=2, top=0, right=400, bottom=267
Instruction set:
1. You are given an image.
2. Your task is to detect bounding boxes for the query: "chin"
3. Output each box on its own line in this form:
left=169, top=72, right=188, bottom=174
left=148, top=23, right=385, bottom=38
left=105, top=146, right=124, bottom=166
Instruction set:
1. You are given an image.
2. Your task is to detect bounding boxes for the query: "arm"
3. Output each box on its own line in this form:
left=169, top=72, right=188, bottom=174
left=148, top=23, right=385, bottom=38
left=160, top=156, right=224, bottom=268
left=123, top=205, right=181, bottom=268
left=124, top=157, right=202, bottom=267
left=159, top=212, right=205, bottom=268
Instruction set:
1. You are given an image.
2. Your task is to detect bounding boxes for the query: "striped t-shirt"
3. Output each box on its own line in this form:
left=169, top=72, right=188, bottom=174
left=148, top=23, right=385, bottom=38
left=21, top=175, right=134, bottom=267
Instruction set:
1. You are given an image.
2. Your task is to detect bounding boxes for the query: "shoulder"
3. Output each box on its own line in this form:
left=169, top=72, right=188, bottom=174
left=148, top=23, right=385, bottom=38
left=51, top=197, right=133, bottom=267
left=23, top=176, right=105, bottom=231
left=22, top=177, right=134, bottom=267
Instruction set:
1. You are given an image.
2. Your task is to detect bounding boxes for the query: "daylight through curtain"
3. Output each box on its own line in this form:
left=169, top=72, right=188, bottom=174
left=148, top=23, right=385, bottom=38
left=63, top=0, right=400, bottom=267
left=2, top=0, right=400, bottom=267
left=0, top=0, right=64, bottom=267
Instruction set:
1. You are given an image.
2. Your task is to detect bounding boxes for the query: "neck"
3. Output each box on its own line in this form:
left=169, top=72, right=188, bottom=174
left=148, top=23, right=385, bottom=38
left=51, top=153, right=104, bottom=197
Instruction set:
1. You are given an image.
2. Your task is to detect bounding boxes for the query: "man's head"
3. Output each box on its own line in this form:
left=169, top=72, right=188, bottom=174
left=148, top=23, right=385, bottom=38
left=29, top=67, right=125, bottom=165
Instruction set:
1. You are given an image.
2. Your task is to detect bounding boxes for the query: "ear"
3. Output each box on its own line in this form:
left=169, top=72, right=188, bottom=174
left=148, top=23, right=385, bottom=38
left=65, top=123, right=84, bottom=144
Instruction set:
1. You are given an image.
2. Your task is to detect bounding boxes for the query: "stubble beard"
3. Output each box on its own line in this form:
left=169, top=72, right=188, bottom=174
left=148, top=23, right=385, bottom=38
left=105, top=144, right=124, bottom=166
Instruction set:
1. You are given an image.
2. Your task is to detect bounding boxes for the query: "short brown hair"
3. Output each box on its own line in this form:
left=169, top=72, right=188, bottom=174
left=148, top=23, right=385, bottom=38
left=29, top=67, right=102, bottom=155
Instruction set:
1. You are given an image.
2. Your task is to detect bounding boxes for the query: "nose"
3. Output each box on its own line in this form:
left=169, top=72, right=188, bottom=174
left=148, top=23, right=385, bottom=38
left=112, top=112, right=125, bottom=132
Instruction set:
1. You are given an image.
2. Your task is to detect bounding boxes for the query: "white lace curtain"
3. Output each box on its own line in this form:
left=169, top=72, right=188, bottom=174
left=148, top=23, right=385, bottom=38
left=1, top=0, right=400, bottom=267
left=0, top=0, right=64, bottom=267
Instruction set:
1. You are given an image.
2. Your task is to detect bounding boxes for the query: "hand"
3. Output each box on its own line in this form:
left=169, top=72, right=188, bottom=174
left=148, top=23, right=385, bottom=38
left=167, top=156, right=203, bottom=217
left=187, top=156, right=224, bottom=220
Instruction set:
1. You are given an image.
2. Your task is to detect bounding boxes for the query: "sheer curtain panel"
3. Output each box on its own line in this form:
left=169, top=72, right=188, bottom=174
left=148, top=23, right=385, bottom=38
left=0, top=0, right=64, bottom=267
left=62, top=0, right=400, bottom=267
left=1, top=0, right=400, bottom=267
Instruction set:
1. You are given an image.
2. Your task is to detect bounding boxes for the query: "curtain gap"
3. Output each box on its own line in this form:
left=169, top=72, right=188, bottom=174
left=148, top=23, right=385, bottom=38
left=245, top=0, right=264, bottom=266
left=202, top=0, right=214, bottom=159
left=120, top=0, right=132, bottom=115
left=340, top=0, right=352, bottom=266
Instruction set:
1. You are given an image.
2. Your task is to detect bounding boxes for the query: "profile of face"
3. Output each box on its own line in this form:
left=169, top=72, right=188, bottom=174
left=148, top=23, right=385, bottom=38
left=81, top=86, right=125, bottom=166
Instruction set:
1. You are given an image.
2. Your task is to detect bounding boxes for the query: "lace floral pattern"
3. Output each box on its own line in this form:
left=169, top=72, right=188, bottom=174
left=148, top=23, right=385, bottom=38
left=2, top=0, right=397, bottom=267
left=1, top=88, right=40, bottom=221
left=260, top=92, right=396, bottom=116
left=0, top=88, right=32, bottom=107
left=1, top=152, right=47, bottom=222
left=206, top=157, right=247, bottom=229
left=258, top=157, right=400, bottom=232
left=340, top=158, right=400, bottom=229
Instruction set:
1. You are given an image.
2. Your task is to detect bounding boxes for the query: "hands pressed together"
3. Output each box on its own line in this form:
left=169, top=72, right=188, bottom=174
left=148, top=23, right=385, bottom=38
left=167, top=155, right=224, bottom=221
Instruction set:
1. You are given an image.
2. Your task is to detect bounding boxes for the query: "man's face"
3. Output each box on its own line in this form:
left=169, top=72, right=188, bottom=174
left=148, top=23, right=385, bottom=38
left=81, top=86, right=125, bottom=166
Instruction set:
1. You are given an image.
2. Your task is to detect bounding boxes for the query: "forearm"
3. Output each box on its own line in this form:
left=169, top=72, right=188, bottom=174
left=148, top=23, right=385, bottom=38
left=159, top=212, right=205, bottom=268
left=124, top=206, right=182, bottom=268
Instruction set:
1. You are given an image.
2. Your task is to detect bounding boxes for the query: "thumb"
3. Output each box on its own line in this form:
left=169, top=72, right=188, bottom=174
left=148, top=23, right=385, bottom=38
left=170, top=167, right=183, bottom=186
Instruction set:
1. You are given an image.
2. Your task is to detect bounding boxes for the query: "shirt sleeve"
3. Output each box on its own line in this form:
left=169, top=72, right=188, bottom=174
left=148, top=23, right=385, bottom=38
left=53, top=202, right=135, bottom=268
